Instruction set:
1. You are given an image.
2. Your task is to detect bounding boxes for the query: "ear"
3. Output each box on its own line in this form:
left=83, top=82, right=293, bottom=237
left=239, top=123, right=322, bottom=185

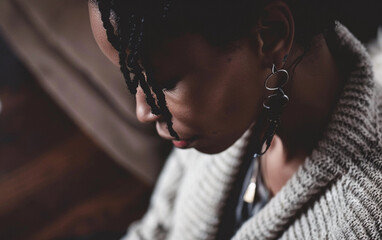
left=254, top=1, right=294, bottom=69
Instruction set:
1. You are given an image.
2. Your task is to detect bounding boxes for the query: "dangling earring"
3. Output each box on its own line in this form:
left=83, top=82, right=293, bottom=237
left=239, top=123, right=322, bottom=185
left=259, top=63, right=289, bottom=155
left=243, top=60, right=290, bottom=204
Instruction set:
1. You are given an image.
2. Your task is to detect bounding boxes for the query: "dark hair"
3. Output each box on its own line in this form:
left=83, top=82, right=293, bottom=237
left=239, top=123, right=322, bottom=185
left=91, top=0, right=379, bottom=139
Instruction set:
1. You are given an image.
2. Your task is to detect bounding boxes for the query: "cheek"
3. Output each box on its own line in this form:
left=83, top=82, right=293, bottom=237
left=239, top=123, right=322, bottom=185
left=169, top=74, right=260, bottom=136
left=166, top=99, right=203, bottom=132
left=218, top=84, right=260, bottom=130
left=208, top=65, right=264, bottom=128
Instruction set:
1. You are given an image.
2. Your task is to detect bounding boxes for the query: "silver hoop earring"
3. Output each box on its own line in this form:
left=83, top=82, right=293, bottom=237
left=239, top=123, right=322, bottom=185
left=263, top=64, right=289, bottom=110
left=258, top=64, right=289, bottom=155
left=243, top=62, right=290, bottom=203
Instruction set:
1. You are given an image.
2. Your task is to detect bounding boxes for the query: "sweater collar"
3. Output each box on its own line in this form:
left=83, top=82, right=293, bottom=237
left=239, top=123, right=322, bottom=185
left=232, top=22, right=381, bottom=239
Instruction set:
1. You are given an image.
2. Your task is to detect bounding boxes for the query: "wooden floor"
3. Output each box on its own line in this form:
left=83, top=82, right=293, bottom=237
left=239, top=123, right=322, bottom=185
left=0, top=36, right=152, bottom=240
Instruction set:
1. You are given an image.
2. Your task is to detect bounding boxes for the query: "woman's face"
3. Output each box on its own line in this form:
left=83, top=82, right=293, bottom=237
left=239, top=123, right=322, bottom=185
left=89, top=5, right=269, bottom=154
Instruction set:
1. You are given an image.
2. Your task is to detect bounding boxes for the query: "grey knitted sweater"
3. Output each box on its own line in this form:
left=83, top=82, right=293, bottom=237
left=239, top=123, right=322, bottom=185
left=122, top=23, right=382, bottom=240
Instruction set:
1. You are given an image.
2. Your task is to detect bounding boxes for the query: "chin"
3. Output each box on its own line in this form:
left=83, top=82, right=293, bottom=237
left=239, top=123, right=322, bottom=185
left=193, top=139, right=237, bottom=155
left=193, top=129, right=249, bottom=154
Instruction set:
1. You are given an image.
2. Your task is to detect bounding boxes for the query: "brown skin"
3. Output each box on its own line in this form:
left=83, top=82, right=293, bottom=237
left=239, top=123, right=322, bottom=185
left=88, top=1, right=343, bottom=195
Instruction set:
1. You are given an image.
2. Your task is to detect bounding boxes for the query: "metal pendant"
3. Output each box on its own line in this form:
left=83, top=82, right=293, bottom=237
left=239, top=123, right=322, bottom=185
left=243, top=181, right=257, bottom=203
left=243, top=157, right=260, bottom=203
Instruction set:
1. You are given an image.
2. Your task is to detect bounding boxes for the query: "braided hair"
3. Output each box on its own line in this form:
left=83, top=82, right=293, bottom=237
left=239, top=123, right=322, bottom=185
left=95, top=0, right=179, bottom=140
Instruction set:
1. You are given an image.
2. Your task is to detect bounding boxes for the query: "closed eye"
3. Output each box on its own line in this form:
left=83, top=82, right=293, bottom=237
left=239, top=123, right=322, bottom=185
left=161, top=77, right=180, bottom=92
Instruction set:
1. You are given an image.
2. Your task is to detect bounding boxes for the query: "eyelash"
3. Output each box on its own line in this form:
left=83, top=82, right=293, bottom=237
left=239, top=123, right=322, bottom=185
left=161, top=78, right=179, bottom=92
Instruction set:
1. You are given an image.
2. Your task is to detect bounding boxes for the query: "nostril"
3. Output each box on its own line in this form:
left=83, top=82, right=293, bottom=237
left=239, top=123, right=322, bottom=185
left=156, top=112, right=165, bottom=122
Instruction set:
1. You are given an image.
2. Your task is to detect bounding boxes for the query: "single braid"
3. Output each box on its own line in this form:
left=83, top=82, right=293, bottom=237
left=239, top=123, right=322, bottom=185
left=136, top=69, right=161, bottom=115
left=116, top=15, right=138, bottom=94
left=118, top=50, right=138, bottom=94
left=97, top=0, right=119, bottom=50
left=127, top=14, right=137, bottom=51
left=151, top=83, right=180, bottom=140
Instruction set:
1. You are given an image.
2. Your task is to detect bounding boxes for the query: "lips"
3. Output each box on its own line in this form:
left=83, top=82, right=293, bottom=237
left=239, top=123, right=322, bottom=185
left=156, top=122, right=196, bottom=148
left=172, top=139, right=194, bottom=148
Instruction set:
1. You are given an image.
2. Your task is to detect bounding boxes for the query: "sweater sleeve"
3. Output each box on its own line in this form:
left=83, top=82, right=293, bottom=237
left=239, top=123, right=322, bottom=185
left=121, top=149, right=186, bottom=240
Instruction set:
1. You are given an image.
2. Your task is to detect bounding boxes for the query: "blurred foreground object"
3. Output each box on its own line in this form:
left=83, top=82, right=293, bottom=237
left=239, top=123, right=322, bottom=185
left=368, top=28, right=382, bottom=84
left=0, top=0, right=171, bottom=184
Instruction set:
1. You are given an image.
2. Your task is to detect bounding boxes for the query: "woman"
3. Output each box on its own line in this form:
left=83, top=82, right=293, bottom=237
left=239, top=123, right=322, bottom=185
left=88, top=0, right=382, bottom=239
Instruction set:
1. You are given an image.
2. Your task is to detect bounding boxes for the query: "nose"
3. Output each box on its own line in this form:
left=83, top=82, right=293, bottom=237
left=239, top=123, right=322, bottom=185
left=136, top=86, right=160, bottom=123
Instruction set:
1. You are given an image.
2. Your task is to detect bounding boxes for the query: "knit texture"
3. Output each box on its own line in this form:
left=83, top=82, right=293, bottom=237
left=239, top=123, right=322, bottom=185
left=121, top=23, right=382, bottom=240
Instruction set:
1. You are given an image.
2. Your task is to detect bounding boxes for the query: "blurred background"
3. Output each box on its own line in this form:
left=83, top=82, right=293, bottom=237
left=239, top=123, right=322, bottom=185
left=0, top=0, right=380, bottom=240
left=0, top=0, right=172, bottom=239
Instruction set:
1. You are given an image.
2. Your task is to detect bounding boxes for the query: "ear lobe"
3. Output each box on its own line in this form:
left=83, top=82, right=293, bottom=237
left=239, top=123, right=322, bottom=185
left=256, top=1, right=294, bottom=68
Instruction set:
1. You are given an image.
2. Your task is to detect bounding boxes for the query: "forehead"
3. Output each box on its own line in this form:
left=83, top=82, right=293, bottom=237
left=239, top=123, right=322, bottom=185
left=89, top=3, right=120, bottom=65
left=88, top=2, right=239, bottom=83
left=89, top=4, right=230, bottom=70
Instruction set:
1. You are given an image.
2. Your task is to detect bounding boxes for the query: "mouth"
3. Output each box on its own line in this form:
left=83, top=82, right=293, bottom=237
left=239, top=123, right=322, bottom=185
left=156, top=122, right=197, bottom=149
left=171, top=139, right=195, bottom=148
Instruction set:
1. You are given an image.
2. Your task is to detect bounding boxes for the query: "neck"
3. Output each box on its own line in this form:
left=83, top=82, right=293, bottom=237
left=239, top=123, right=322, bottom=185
left=259, top=34, right=345, bottom=195
left=278, top=34, right=345, bottom=160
